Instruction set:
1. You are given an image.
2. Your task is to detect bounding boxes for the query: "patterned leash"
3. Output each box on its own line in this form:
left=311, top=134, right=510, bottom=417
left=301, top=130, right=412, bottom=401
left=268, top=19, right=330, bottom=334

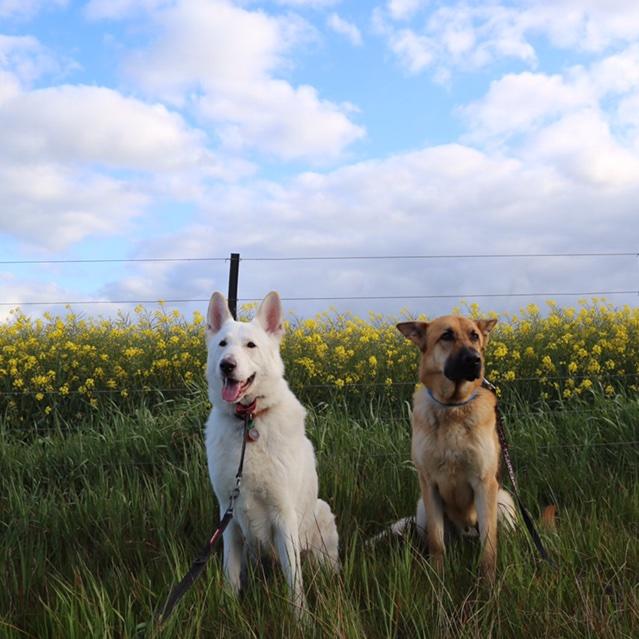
left=155, top=399, right=256, bottom=625
left=481, top=379, right=555, bottom=567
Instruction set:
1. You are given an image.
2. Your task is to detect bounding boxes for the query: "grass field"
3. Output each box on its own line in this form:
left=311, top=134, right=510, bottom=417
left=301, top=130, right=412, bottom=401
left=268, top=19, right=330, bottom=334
left=2, top=389, right=638, bottom=638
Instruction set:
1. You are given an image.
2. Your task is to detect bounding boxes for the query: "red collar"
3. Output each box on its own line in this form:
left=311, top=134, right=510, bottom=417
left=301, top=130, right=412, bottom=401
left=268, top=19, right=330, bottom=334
left=234, top=399, right=258, bottom=420
left=234, top=397, right=270, bottom=420
left=234, top=399, right=268, bottom=442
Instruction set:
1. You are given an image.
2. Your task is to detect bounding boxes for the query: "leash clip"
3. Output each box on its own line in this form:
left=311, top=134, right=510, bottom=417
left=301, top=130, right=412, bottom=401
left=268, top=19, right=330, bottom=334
left=481, top=378, right=496, bottom=392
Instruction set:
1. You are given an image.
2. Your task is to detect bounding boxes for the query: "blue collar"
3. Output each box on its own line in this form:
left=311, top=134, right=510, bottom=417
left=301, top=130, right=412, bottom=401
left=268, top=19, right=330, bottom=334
left=426, top=387, right=479, bottom=408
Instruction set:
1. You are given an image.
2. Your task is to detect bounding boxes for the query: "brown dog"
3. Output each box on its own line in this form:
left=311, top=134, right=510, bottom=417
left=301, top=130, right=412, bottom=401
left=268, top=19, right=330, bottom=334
left=397, top=315, right=515, bottom=581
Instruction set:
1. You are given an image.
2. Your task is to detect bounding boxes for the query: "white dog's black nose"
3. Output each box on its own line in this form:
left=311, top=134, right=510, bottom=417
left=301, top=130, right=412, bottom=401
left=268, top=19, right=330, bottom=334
left=220, top=358, right=236, bottom=376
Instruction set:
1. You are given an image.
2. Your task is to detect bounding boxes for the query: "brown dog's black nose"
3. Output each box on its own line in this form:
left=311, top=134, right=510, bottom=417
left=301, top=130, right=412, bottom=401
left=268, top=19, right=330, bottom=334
left=220, top=358, right=236, bottom=376
left=444, top=347, right=482, bottom=382
left=464, top=351, right=481, bottom=367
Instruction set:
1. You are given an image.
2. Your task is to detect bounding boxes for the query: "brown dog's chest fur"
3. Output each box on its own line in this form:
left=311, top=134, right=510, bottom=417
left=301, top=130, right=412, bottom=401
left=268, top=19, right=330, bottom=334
left=411, top=386, right=500, bottom=528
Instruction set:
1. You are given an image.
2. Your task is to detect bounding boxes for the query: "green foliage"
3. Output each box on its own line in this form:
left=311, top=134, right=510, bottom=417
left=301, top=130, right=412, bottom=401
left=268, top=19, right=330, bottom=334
left=1, top=395, right=638, bottom=638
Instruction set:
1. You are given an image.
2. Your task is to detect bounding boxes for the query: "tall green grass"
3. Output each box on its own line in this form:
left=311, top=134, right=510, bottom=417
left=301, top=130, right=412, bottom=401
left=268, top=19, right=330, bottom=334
left=2, top=393, right=638, bottom=638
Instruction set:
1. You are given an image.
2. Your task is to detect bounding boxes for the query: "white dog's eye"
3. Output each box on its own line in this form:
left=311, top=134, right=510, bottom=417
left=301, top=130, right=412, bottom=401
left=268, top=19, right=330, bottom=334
left=219, top=339, right=227, bottom=347
left=247, top=341, right=257, bottom=348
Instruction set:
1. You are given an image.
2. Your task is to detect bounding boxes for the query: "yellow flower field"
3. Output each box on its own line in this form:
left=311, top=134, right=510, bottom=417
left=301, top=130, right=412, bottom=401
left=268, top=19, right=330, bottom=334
left=1, top=299, right=638, bottom=424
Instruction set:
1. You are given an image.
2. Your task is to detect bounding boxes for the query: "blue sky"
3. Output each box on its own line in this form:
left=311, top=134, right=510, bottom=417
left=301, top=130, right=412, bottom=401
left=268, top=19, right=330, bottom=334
left=1, top=0, right=638, bottom=319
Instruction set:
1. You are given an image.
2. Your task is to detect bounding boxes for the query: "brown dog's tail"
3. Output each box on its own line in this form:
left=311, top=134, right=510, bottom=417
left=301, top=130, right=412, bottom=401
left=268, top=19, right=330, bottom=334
left=540, top=504, right=558, bottom=531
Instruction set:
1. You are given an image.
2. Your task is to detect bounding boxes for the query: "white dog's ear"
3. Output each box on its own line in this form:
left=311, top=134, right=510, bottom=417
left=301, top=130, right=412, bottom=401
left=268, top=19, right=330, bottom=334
left=207, top=291, right=232, bottom=334
left=397, top=321, right=429, bottom=351
left=255, top=291, right=284, bottom=337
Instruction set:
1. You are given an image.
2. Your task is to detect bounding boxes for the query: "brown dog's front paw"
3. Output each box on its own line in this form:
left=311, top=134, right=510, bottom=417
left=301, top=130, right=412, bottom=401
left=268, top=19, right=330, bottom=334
left=479, top=557, right=496, bottom=584
left=430, top=552, right=445, bottom=574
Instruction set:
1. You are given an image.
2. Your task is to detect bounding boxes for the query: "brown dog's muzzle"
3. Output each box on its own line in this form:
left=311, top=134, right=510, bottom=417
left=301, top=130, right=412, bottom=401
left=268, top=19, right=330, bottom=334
left=444, top=347, right=482, bottom=382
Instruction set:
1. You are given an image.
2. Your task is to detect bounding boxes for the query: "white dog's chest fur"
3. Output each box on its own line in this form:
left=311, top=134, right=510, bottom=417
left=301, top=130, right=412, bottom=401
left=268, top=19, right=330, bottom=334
left=205, top=398, right=318, bottom=552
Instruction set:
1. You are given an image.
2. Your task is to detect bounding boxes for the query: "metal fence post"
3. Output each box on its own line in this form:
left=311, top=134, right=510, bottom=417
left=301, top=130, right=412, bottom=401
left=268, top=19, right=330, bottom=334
left=227, top=253, right=240, bottom=320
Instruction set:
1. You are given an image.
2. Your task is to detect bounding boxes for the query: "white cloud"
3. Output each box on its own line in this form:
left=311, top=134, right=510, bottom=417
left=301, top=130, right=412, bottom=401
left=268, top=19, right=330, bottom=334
left=529, top=0, right=639, bottom=53
left=0, top=85, right=212, bottom=171
left=589, top=44, right=639, bottom=95
left=127, top=0, right=300, bottom=99
left=524, top=109, right=639, bottom=187
left=375, top=1, right=639, bottom=77
left=0, top=0, right=66, bottom=19
left=387, top=0, right=427, bottom=22
left=618, top=92, right=639, bottom=130
left=459, top=45, right=639, bottom=154
left=274, top=0, right=340, bottom=7
left=387, top=28, right=434, bottom=74
left=0, top=34, right=60, bottom=85
left=0, top=273, right=75, bottom=321
left=199, top=79, right=363, bottom=160
left=461, top=71, right=594, bottom=143
left=452, top=44, right=639, bottom=198
left=126, top=0, right=364, bottom=161
left=327, top=12, right=362, bottom=46
left=0, top=81, right=243, bottom=249
left=0, top=162, right=147, bottom=250
left=84, top=0, right=170, bottom=20
left=373, top=10, right=434, bottom=73
left=100, top=141, right=638, bottom=316
left=0, top=69, right=20, bottom=104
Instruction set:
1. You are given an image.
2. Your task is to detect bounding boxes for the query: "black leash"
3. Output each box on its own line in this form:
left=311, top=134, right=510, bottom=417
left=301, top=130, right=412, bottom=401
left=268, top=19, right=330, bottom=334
left=155, top=400, right=256, bottom=625
left=481, top=380, right=555, bottom=567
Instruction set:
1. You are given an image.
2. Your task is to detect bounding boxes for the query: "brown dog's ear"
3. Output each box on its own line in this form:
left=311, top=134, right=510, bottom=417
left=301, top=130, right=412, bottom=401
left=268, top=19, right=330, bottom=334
left=396, top=321, right=429, bottom=350
left=476, top=318, right=498, bottom=345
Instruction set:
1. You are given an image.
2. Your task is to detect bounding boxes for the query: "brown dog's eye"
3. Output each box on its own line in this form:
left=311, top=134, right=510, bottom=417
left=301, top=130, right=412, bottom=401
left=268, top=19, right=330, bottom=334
left=470, top=331, right=480, bottom=342
left=246, top=341, right=257, bottom=348
left=441, top=330, right=454, bottom=341
left=219, top=339, right=227, bottom=347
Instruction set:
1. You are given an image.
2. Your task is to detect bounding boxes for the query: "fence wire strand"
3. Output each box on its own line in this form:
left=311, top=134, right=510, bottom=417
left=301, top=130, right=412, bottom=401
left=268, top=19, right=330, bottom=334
left=1, top=290, right=638, bottom=307
left=1, top=251, right=636, bottom=266
left=1, top=372, right=637, bottom=397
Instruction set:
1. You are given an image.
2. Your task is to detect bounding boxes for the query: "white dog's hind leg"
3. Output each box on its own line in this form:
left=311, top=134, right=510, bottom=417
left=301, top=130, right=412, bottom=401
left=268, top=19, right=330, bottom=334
left=415, top=497, right=427, bottom=539
left=306, top=499, right=340, bottom=571
left=497, top=488, right=517, bottom=531
left=222, top=520, right=244, bottom=594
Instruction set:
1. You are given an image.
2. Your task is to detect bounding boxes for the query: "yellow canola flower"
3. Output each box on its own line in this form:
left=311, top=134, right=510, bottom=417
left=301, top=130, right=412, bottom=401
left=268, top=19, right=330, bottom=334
left=1, top=297, right=637, bottom=421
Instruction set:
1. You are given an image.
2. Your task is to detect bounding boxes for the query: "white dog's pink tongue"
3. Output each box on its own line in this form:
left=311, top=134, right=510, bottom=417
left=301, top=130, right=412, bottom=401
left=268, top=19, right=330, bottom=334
left=222, top=380, right=242, bottom=402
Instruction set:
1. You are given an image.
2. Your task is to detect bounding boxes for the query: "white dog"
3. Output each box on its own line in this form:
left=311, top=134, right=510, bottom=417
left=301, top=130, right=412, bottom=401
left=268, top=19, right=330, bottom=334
left=204, top=291, right=339, bottom=615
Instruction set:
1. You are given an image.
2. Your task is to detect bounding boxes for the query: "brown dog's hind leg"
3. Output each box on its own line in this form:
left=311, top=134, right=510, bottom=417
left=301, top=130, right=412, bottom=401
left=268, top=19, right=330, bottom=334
left=419, top=473, right=445, bottom=572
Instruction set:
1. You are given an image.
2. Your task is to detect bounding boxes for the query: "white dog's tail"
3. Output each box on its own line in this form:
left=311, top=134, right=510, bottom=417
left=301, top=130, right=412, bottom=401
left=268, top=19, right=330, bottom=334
left=306, top=499, right=340, bottom=570
left=366, top=514, right=423, bottom=547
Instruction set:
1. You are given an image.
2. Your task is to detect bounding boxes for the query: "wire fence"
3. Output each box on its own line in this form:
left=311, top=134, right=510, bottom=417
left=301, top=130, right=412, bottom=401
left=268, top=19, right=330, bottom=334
left=1, top=290, right=638, bottom=307
left=1, top=250, right=637, bottom=307
left=1, top=251, right=637, bottom=265
left=2, top=250, right=638, bottom=440
left=1, top=371, right=638, bottom=397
